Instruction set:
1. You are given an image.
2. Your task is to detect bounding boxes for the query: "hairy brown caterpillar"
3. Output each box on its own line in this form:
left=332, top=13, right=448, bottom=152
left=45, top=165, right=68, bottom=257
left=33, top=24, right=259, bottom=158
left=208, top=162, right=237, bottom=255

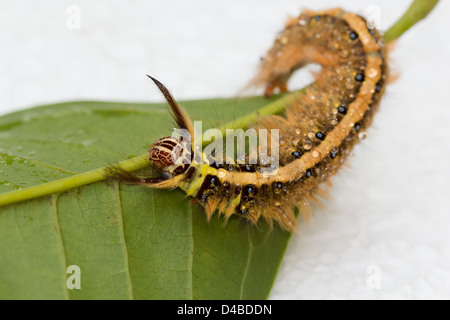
left=113, top=8, right=388, bottom=232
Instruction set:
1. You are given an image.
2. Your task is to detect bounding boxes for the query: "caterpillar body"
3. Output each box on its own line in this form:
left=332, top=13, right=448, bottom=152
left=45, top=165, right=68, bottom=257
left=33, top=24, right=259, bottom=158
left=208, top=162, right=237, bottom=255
left=116, top=8, right=388, bottom=232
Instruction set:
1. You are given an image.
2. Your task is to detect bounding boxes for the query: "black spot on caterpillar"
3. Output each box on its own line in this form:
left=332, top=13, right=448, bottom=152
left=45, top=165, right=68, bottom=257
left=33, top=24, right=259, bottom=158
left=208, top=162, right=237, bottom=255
left=110, top=8, right=388, bottom=232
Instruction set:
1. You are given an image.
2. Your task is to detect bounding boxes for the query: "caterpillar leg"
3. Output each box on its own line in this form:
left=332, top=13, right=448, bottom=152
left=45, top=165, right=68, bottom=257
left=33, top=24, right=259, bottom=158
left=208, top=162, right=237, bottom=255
left=264, top=79, right=289, bottom=98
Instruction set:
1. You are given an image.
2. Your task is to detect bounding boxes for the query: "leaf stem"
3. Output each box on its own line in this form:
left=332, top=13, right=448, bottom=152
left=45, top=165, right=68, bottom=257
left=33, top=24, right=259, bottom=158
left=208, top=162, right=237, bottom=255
left=0, top=155, right=148, bottom=206
left=0, top=0, right=439, bottom=207
left=384, top=0, right=439, bottom=43
left=212, top=89, right=306, bottom=141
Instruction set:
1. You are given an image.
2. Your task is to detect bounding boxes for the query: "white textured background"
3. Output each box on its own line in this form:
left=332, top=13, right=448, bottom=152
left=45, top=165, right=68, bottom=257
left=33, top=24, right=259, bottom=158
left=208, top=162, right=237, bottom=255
left=1, top=0, right=450, bottom=299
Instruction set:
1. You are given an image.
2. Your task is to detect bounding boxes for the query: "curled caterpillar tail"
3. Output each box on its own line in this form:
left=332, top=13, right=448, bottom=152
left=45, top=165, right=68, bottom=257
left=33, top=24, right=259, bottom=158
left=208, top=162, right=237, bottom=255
left=117, top=8, right=388, bottom=233
left=244, top=8, right=388, bottom=230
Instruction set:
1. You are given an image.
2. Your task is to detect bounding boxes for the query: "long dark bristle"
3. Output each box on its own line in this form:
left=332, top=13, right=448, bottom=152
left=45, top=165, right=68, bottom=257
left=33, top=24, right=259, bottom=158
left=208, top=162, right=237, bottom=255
left=146, top=75, right=192, bottom=133
left=105, top=165, right=164, bottom=184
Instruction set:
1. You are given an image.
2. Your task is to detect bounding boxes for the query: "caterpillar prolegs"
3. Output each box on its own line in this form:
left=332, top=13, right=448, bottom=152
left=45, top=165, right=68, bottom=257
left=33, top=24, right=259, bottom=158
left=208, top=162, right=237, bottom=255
left=116, top=8, right=388, bottom=232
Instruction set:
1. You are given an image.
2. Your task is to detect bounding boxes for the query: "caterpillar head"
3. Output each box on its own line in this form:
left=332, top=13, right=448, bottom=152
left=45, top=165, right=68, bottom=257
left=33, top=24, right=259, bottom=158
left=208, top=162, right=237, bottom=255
left=145, top=75, right=195, bottom=181
left=148, top=136, right=191, bottom=179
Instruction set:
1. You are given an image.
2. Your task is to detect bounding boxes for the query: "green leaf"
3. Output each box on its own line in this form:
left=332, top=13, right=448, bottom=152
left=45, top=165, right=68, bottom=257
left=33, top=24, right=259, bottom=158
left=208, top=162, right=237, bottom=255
left=0, top=97, right=292, bottom=299
left=1, top=0, right=439, bottom=299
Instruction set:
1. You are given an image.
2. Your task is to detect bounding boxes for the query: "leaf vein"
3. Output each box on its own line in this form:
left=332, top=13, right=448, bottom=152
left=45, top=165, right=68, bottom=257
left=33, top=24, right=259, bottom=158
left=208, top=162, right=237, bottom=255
left=114, top=181, right=134, bottom=300
left=50, top=193, right=70, bottom=300
left=240, top=232, right=254, bottom=300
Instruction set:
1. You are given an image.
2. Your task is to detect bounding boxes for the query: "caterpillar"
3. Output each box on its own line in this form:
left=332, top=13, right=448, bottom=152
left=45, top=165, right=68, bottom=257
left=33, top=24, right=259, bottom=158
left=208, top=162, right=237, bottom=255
left=112, top=8, right=388, bottom=232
